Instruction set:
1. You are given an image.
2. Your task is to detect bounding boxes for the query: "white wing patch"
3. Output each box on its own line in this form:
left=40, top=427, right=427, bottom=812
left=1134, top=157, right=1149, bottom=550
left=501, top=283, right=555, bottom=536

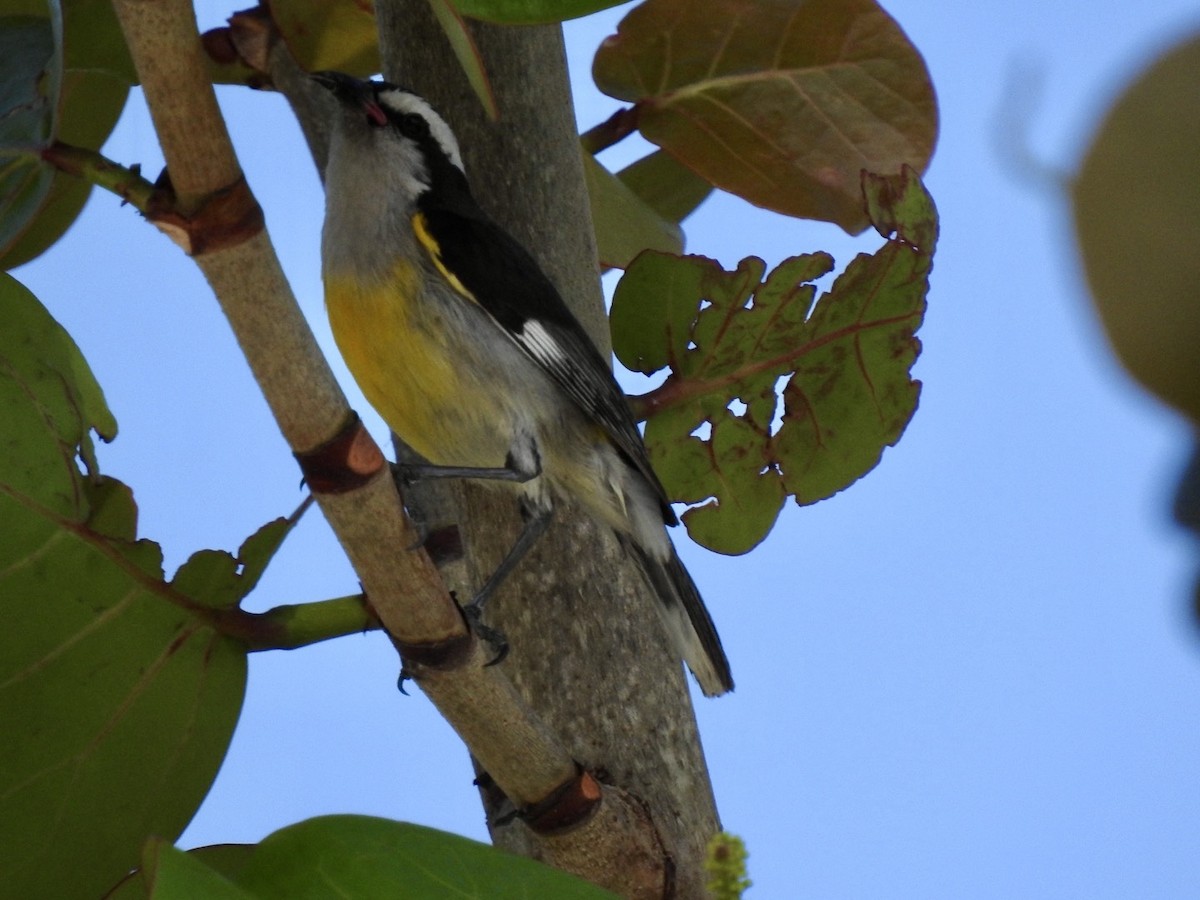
left=517, top=320, right=571, bottom=370
left=516, top=320, right=609, bottom=426
left=510, top=317, right=671, bottom=520
left=516, top=319, right=646, bottom=473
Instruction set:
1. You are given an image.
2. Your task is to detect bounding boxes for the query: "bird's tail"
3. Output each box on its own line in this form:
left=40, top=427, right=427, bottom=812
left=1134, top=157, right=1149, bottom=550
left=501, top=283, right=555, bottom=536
left=624, top=538, right=734, bottom=696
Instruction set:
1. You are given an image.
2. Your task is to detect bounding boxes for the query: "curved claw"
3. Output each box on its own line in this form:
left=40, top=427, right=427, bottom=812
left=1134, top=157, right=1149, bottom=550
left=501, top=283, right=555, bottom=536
left=462, top=603, right=509, bottom=666
left=396, top=667, right=411, bottom=695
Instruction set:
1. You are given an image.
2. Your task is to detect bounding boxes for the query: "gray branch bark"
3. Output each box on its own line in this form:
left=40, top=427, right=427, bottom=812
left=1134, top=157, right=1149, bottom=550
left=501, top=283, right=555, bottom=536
left=375, top=3, right=723, bottom=895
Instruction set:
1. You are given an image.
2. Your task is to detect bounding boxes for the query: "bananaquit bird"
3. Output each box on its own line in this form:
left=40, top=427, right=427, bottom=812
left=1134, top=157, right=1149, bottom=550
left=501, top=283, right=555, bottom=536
left=314, top=71, right=733, bottom=696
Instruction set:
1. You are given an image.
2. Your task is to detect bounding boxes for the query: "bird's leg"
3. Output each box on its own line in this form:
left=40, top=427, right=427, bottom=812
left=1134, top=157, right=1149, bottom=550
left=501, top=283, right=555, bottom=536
left=392, top=447, right=549, bottom=665
left=462, top=501, right=554, bottom=666
left=467, top=500, right=554, bottom=611
left=390, top=450, right=539, bottom=552
left=391, top=453, right=539, bottom=487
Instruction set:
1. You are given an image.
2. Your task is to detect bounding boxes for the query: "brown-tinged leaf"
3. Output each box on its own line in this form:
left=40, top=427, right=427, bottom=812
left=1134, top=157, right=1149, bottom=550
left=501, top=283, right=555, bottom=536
left=593, top=0, right=937, bottom=233
left=1073, top=32, right=1200, bottom=424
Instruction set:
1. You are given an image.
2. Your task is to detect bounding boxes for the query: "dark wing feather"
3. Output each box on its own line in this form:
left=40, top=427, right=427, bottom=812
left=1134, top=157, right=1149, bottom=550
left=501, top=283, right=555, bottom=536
left=418, top=201, right=675, bottom=523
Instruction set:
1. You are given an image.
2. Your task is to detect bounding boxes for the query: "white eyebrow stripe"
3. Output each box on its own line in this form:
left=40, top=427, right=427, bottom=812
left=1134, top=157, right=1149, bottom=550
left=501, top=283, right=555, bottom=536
left=376, top=88, right=465, bottom=172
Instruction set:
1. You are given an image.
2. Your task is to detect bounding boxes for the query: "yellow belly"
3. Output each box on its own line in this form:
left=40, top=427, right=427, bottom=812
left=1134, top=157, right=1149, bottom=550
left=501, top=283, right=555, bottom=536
left=324, top=263, right=502, bottom=468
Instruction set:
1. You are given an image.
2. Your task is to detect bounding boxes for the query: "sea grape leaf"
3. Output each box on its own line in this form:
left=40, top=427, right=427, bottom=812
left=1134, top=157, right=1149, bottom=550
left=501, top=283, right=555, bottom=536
left=0, top=274, right=252, bottom=898
left=1073, top=33, right=1200, bottom=424
left=593, top=0, right=937, bottom=233
left=612, top=167, right=937, bottom=553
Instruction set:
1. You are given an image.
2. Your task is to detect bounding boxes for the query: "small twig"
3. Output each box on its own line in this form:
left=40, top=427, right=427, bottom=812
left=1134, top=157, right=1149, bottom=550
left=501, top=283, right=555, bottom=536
left=580, top=105, right=640, bottom=155
left=239, top=593, right=381, bottom=650
left=40, top=142, right=160, bottom=213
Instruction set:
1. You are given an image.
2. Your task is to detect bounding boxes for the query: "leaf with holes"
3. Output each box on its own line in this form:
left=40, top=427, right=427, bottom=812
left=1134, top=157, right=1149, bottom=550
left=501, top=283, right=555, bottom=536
left=593, top=0, right=937, bottom=233
left=613, top=167, right=936, bottom=553
left=0, top=274, right=249, bottom=899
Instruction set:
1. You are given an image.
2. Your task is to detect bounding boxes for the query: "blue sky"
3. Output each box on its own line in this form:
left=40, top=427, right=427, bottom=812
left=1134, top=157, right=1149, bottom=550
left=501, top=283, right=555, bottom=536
left=14, top=0, right=1200, bottom=896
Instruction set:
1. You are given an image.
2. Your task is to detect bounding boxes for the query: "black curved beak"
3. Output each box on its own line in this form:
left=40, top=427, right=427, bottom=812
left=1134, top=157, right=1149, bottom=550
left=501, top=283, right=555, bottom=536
left=311, top=71, right=372, bottom=105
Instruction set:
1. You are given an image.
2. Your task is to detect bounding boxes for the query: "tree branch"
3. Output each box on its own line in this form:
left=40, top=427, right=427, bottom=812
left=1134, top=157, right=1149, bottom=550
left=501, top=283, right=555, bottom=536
left=108, top=0, right=582, bottom=821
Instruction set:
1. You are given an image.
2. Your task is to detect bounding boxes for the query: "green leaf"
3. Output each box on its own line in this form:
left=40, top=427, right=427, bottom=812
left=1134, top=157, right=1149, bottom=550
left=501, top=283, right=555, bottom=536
left=2, top=0, right=136, bottom=79
left=60, top=0, right=136, bottom=79
left=261, top=0, right=499, bottom=117
left=583, top=150, right=682, bottom=268
left=1073, top=32, right=1200, bottom=425
left=0, top=2, right=131, bottom=267
left=82, top=474, right=139, bottom=540
left=0, top=275, right=247, bottom=899
left=0, top=12, right=61, bottom=262
left=593, top=0, right=937, bottom=233
left=426, top=0, right=499, bottom=120
left=617, top=150, right=713, bottom=228
left=0, top=12, right=59, bottom=144
left=0, top=269, right=115, bottom=482
left=171, top=514, right=299, bottom=610
left=231, top=815, right=619, bottom=898
left=141, top=840, right=260, bottom=900
left=452, top=0, right=628, bottom=26
left=107, top=844, right=258, bottom=900
left=237, top=513, right=300, bottom=595
left=2, top=67, right=130, bottom=268
left=185, top=843, right=258, bottom=882
left=613, top=168, right=937, bottom=553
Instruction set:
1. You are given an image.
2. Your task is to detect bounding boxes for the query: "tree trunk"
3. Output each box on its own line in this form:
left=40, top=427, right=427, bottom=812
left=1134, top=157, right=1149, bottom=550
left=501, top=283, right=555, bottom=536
left=375, top=3, right=723, bottom=895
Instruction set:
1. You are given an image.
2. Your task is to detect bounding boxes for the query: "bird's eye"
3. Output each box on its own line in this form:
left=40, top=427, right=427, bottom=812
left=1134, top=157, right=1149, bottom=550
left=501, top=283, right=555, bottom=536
left=400, top=113, right=430, bottom=139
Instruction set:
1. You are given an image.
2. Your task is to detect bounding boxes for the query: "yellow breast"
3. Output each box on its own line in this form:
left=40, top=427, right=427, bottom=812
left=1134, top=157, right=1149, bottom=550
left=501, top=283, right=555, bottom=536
left=325, top=261, right=465, bottom=464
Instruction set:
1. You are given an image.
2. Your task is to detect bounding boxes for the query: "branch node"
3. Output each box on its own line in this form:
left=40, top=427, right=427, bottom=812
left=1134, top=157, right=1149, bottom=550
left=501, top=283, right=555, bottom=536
left=394, top=630, right=474, bottom=671
left=521, top=768, right=604, bottom=835
left=146, top=170, right=265, bottom=255
left=295, top=411, right=386, bottom=494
